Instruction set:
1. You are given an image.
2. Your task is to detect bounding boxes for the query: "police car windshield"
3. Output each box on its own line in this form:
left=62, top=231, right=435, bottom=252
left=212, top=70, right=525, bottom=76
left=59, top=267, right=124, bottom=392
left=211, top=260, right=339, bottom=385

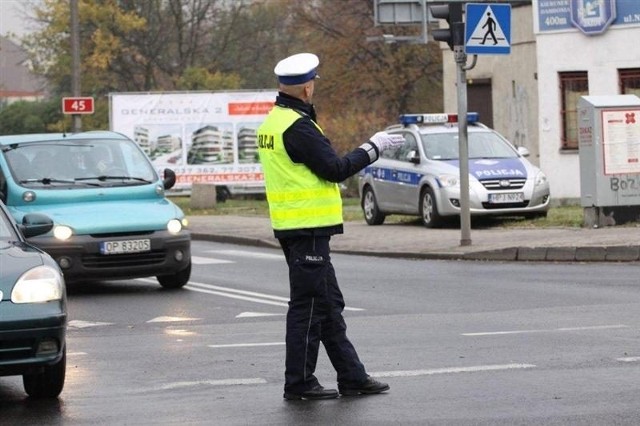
left=421, top=131, right=518, bottom=160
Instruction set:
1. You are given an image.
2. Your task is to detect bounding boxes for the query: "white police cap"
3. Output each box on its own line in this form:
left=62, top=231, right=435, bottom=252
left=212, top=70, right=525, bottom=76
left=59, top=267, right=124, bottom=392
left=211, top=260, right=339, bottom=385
left=274, top=53, right=319, bottom=85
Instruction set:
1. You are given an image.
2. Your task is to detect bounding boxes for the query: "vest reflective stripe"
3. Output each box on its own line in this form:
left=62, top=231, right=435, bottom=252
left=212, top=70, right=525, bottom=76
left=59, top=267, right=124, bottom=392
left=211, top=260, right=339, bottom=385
left=257, top=106, right=343, bottom=230
left=270, top=204, right=343, bottom=222
left=267, top=187, right=338, bottom=203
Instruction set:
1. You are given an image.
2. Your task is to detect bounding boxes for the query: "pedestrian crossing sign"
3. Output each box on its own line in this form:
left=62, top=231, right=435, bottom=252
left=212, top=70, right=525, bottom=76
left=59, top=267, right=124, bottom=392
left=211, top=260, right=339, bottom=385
left=465, top=3, right=511, bottom=55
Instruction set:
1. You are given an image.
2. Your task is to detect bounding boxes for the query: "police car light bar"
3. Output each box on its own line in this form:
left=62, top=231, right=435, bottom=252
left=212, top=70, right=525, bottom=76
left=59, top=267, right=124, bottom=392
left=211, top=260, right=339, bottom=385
left=399, top=113, right=479, bottom=126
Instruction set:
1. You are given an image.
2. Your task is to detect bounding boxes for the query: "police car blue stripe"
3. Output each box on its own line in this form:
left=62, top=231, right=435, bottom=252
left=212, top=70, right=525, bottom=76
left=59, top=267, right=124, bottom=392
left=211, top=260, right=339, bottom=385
left=364, top=166, right=423, bottom=185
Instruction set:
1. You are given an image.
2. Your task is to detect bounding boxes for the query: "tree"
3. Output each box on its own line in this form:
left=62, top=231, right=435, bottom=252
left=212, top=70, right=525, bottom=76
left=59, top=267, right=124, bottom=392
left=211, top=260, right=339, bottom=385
left=0, top=99, right=62, bottom=134
left=13, top=0, right=442, bottom=140
left=175, top=67, right=242, bottom=90
left=287, top=0, right=443, bottom=153
left=20, top=0, right=248, bottom=123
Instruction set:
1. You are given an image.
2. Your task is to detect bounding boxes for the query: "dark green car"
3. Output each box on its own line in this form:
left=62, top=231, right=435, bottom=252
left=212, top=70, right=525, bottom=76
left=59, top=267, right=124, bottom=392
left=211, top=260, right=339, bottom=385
left=0, top=201, right=67, bottom=398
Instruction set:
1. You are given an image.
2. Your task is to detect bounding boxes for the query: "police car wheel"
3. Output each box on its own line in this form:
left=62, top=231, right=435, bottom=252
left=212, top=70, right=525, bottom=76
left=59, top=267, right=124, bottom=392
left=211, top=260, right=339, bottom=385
left=420, top=187, right=443, bottom=228
left=362, top=186, right=385, bottom=226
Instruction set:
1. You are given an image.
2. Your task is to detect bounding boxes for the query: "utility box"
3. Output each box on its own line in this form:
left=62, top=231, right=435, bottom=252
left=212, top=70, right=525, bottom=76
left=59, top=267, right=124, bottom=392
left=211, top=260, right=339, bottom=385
left=578, top=95, right=640, bottom=227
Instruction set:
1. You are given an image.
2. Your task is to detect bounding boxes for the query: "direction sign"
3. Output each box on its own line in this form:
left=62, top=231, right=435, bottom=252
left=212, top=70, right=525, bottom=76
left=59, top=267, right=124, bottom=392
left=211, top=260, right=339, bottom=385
left=570, top=0, right=616, bottom=35
left=62, top=97, right=95, bottom=114
left=465, top=3, right=511, bottom=55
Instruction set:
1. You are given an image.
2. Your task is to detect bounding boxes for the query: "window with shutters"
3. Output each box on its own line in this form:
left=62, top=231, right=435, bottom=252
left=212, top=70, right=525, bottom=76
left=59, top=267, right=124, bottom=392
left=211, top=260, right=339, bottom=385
left=559, top=71, right=588, bottom=151
left=619, top=68, right=640, bottom=97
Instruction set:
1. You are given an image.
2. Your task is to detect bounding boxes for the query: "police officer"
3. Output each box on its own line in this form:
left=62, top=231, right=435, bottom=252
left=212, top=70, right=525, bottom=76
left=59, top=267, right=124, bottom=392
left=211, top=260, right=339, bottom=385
left=257, top=52, right=404, bottom=401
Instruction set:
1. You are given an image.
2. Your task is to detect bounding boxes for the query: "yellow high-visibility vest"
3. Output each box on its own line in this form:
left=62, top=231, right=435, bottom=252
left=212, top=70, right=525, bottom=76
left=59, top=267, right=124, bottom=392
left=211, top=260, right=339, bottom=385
left=257, top=106, right=342, bottom=230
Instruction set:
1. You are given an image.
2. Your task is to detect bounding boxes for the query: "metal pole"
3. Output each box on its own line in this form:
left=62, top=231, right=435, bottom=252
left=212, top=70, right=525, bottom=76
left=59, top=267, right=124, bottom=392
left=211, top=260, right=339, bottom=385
left=454, top=31, right=471, bottom=246
left=420, top=0, right=428, bottom=44
left=70, top=0, right=81, bottom=133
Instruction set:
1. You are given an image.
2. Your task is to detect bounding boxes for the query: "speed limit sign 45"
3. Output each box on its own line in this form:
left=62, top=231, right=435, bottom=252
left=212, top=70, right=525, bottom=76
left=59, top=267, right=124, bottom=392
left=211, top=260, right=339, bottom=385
left=62, top=97, right=95, bottom=114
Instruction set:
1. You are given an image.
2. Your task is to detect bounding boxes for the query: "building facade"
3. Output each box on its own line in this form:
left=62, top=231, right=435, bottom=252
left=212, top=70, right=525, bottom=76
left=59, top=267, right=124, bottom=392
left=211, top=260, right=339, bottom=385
left=441, top=0, right=640, bottom=202
left=0, top=36, right=47, bottom=107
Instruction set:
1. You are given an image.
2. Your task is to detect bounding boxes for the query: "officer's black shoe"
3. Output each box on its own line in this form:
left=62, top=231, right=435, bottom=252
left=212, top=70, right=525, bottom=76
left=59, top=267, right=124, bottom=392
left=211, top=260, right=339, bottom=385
left=339, top=377, right=390, bottom=396
left=283, top=385, right=339, bottom=401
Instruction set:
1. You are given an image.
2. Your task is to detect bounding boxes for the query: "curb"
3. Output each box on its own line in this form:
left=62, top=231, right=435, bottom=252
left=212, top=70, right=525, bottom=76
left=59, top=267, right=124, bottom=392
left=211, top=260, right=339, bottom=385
left=191, top=233, right=640, bottom=262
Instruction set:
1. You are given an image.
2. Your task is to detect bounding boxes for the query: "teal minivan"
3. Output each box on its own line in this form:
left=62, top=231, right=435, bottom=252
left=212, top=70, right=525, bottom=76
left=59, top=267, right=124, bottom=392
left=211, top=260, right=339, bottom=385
left=0, top=131, right=191, bottom=288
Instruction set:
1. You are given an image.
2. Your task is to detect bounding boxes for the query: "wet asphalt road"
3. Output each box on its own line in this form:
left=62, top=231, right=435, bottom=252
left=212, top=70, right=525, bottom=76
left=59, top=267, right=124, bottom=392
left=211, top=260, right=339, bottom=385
left=1, top=240, right=640, bottom=425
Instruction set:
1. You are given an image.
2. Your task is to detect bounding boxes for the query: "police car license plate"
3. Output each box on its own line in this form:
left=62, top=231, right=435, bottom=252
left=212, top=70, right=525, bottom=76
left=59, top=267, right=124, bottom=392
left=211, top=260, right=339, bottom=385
left=100, top=239, right=151, bottom=255
left=489, top=192, right=524, bottom=204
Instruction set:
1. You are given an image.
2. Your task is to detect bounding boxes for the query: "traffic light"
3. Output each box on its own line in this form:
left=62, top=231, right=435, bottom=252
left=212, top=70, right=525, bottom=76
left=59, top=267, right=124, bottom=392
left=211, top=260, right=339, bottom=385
left=429, top=2, right=464, bottom=50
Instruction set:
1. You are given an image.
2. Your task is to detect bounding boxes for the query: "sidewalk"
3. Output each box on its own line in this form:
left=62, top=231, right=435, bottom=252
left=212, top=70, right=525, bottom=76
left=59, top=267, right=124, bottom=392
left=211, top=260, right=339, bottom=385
left=187, top=215, right=640, bottom=262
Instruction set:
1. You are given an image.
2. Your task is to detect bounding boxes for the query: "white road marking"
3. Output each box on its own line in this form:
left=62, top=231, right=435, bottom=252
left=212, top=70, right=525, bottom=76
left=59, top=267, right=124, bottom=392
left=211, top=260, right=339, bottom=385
left=208, top=342, right=285, bottom=349
left=207, top=249, right=284, bottom=260
left=148, top=363, right=536, bottom=392
left=191, top=256, right=233, bottom=265
left=617, top=357, right=640, bottom=363
left=157, top=378, right=267, bottom=391
left=187, top=282, right=289, bottom=307
left=186, top=281, right=365, bottom=311
left=68, top=320, right=113, bottom=329
left=147, top=316, right=202, bottom=323
left=462, top=324, right=628, bottom=336
left=236, top=312, right=285, bottom=318
left=371, top=363, right=536, bottom=378
left=68, top=352, right=88, bottom=356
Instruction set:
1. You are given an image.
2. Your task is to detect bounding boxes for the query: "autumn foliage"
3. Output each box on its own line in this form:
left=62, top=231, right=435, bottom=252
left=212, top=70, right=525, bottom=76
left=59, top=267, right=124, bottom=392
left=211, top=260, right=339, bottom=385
left=10, top=0, right=443, bottom=152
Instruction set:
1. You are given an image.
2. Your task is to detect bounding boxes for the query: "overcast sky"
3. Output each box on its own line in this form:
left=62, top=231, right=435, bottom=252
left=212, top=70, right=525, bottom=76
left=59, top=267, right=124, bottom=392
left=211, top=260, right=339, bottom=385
left=0, top=0, right=42, bottom=37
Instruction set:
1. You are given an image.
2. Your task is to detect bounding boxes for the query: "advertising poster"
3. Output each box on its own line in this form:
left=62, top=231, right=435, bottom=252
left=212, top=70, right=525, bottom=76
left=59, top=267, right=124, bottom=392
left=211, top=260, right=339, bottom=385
left=602, top=109, right=640, bottom=175
left=109, top=90, right=277, bottom=191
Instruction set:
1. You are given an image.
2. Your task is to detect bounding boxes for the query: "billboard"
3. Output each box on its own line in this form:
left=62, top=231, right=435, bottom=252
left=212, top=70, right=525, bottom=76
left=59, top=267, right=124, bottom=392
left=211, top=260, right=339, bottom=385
left=109, top=90, right=277, bottom=191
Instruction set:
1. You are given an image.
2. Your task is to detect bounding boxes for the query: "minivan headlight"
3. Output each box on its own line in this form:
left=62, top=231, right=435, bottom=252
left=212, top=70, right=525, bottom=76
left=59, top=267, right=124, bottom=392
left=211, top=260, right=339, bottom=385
left=53, top=225, right=73, bottom=241
left=11, top=266, right=64, bottom=303
left=437, top=174, right=459, bottom=188
left=167, top=219, right=182, bottom=234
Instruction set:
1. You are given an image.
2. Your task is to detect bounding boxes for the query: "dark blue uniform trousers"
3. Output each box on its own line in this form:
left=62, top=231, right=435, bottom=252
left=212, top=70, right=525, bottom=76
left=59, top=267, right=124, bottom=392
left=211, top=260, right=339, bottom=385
left=279, top=235, right=368, bottom=394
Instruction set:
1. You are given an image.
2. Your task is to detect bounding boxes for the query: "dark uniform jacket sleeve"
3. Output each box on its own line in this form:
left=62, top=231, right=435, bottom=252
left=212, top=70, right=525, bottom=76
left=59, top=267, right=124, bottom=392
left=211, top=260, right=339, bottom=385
left=276, top=93, right=371, bottom=183
left=283, top=120, right=371, bottom=183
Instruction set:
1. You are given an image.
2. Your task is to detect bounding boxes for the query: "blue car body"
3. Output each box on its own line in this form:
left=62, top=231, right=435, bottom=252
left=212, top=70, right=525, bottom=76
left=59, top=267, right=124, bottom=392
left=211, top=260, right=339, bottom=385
left=0, top=200, right=67, bottom=398
left=0, top=131, right=191, bottom=287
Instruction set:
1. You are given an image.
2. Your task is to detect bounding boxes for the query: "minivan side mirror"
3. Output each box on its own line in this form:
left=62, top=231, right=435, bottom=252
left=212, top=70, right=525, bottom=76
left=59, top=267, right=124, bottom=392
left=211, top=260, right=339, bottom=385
left=517, top=146, right=530, bottom=157
left=163, top=168, right=176, bottom=190
left=20, top=213, right=54, bottom=238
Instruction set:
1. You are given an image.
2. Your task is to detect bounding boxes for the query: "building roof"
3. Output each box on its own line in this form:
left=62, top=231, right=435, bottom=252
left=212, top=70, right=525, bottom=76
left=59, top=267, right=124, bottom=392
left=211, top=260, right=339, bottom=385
left=0, top=36, right=47, bottom=97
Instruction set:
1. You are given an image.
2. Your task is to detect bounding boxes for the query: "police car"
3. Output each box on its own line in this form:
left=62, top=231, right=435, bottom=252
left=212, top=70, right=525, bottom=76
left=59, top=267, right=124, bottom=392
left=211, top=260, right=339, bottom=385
left=357, top=113, right=550, bottom=228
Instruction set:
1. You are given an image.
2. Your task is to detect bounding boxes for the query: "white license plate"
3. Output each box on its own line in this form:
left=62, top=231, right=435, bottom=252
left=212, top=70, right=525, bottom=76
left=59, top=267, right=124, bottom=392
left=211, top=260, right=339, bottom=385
left=100, top=239, right=151, bottom=255
left=489, top=192, right=524, bottom=204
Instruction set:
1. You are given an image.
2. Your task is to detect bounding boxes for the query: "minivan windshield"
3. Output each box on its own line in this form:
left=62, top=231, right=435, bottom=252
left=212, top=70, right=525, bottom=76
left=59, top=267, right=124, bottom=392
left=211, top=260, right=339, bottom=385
left=421, top=131, right=519, bottom=161
left=3, top=138, right=157, bottom=188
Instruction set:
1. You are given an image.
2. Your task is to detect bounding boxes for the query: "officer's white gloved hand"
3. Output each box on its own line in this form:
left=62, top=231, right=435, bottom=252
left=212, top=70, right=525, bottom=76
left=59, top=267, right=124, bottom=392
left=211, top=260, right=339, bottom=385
left=369, top=131, right=405, bottom=151
left=360, top=131, right=405, bottom=163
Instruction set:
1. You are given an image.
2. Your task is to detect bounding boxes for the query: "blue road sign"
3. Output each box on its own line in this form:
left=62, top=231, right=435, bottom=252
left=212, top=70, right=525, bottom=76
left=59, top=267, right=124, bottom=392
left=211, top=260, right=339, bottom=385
left=570, top=0, right=616, bottom=35
left=465, top=3, right=511, bottom=55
